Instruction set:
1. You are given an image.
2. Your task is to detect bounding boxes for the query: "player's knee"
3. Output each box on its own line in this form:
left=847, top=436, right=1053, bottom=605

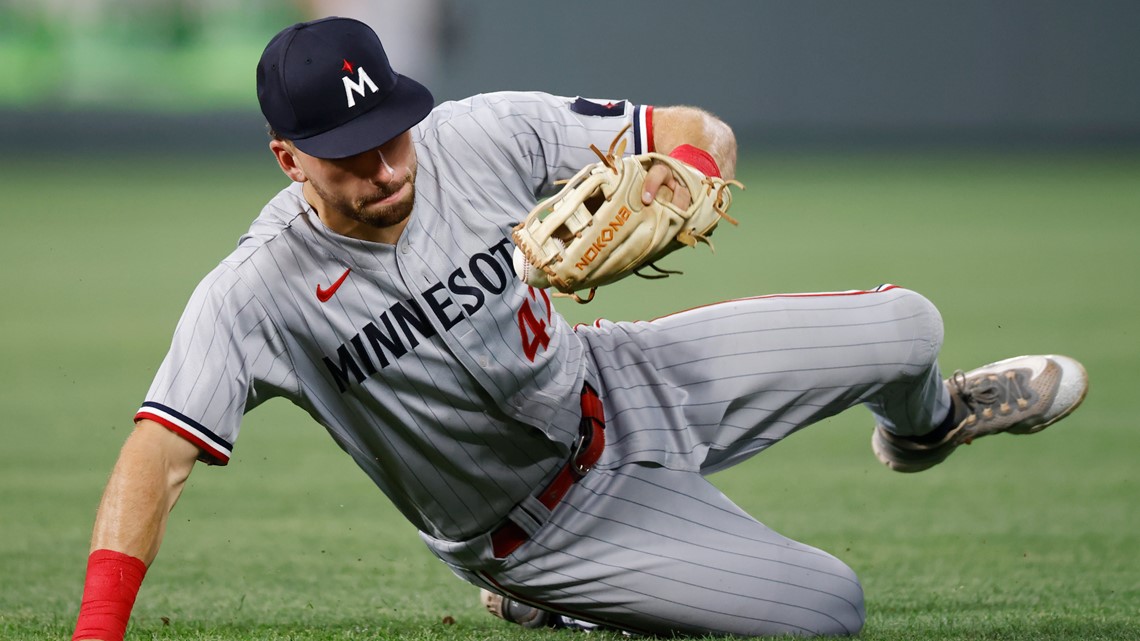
left=812, top=559, right=866, bottom=636
left=892, top=288, right=945, bottom=373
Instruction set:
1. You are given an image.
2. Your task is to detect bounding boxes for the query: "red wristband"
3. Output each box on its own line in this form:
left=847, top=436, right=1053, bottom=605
left=668, top=144, right=721, bottom=178
left=73, top=549, right=147, bottom=641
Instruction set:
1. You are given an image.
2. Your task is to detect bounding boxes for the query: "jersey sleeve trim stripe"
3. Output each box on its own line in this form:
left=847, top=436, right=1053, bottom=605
left=135, top=402, right=233, bottom=465
left=633, top=105, right=654, bottom=155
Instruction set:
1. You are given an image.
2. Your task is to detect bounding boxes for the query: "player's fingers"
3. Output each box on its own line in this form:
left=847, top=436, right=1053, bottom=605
left=672, top=182, right=692, bottom=209
left=643, top=163, right=691, bottom=209
left=642, top=163, right=672, bottom=205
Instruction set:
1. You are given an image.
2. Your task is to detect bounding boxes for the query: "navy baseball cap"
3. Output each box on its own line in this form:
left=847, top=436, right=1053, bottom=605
left=256, top=17, right=434, bottom=159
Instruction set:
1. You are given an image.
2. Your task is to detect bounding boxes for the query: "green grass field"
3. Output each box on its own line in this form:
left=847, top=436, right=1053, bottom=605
left=2, top=150, right=1137, bottom=640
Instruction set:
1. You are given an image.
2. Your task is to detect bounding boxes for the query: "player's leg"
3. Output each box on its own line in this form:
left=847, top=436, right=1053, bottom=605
left=477, top=462, right=865, bottom=637
left=578, top=285, right=950, bottom=474
left=576, top=284, right=1088, bottom=474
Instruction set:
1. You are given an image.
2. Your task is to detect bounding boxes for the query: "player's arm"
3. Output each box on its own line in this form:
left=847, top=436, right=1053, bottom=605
left=643, top=106, right=738, bottom=207
left=652, top=106, right=737, bottom=179
left=73, top=419, right=200, bottom=641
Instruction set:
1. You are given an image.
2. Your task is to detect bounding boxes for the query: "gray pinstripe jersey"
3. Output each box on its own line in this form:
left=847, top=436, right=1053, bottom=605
left=137, top=92, right=651, bottom=540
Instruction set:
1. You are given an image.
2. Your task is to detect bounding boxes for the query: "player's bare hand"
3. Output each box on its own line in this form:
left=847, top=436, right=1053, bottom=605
left=642, top=161, right=692, bottom=210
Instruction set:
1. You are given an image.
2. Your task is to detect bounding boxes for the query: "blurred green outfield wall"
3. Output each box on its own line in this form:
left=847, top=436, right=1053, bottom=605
left=0, top=1, right=302, bottom=109
left=2, top=0, right=1138, bottom=151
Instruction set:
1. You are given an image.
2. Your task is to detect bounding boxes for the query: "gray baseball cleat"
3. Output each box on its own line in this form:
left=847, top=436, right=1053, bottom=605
left=480, top=589, right=605, bottom=632
left=480, top=589, right=565, bottom=629
left=873, top=354, right=1089, bottom=473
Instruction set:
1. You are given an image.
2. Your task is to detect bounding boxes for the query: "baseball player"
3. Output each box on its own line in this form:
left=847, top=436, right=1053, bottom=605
left=72, top=17, right=1088, bottom=640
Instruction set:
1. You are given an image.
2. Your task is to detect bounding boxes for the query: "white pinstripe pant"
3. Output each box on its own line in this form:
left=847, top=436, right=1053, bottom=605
left=477, top=286, right=947, bottom=636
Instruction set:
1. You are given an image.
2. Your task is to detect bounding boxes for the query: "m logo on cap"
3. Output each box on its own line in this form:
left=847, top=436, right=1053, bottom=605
left=342, top=59, right=378, bottom=109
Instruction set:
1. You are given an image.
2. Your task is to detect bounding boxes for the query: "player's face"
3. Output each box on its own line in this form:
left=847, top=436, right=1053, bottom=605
left=286, top=131, right=419, bottom=238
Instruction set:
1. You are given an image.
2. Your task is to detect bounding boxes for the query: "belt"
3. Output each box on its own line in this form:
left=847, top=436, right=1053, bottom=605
left=491, top=384, right=605, bottom=559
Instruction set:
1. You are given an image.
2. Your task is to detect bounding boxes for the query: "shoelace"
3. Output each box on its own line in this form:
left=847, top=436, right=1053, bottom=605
left=954, top=368, right=1032, bottom=422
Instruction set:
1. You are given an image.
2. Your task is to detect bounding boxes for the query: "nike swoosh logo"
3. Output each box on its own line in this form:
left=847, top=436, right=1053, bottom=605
left=316, top=268, right=351, bottom=302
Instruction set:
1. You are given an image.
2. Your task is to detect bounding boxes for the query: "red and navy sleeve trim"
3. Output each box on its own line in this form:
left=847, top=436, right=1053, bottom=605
left=135, top=401, right=233, bottom=466
left=633, top=105, right=654, bottom=155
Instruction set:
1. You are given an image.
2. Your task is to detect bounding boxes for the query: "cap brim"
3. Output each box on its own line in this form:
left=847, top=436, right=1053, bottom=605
left=291, top=74, right=434, bottom=159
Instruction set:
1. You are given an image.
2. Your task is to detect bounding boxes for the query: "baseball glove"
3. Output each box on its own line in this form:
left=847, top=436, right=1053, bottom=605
left=511, top=125, right=743, bottom=303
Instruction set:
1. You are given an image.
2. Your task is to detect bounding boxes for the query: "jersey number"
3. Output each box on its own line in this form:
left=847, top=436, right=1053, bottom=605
left=517, top=286, right=552, bottom=362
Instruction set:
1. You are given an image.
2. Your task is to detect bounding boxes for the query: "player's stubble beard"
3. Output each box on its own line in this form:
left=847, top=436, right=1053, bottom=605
left=311, top=162, right=418, bottom=231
